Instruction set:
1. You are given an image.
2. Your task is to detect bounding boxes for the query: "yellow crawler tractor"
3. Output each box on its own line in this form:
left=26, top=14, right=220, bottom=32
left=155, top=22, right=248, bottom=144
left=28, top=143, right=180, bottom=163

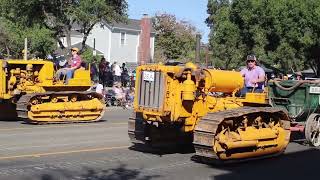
left=0, top=59, right=105, bottom=124
left=128, top=62, right=291, bottom=162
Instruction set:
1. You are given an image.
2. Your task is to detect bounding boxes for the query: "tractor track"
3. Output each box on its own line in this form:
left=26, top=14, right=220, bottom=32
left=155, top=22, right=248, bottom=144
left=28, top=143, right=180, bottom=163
left=193, top=106, right=291, bottom=163
left=16, top=91, right=105, bottom=124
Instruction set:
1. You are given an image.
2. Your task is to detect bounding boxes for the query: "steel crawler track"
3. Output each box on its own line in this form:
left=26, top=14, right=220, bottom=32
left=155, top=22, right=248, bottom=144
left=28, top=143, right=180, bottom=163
left=16, top=91, right=105, bottom=124
left=193, top=106, right=291, bottom=163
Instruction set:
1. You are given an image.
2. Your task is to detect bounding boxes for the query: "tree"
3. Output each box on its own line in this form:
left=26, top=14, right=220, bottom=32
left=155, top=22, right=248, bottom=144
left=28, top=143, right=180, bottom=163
left=81, top=48, right=103, bottom=63
left=0, top=0, right=128, bottom=52
left=0, top=18, right=56, bottom=59
left=207, top=0, right=320, bottom=75
left=153, top=13, right=198, bottom=62
left=207, top=1, right=245, bottom=69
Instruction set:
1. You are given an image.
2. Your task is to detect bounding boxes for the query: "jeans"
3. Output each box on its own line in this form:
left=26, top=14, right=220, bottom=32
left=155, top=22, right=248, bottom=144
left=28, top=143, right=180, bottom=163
left=65, top=69, right=74, bottom=84
left=55, top=68, right=74, bottom=84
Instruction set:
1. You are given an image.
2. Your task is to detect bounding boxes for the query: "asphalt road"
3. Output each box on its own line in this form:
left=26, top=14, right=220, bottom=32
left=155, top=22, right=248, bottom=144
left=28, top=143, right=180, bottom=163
left=0, top=108, right=318, bottom=180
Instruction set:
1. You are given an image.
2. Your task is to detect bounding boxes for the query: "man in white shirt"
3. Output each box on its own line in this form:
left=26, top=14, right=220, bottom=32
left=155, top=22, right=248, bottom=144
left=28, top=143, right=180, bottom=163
left=113, top=62, right=122, bottom=83
left=90, top=80, right=104, bottom=95
left=95, top=83, right=104, bottom=95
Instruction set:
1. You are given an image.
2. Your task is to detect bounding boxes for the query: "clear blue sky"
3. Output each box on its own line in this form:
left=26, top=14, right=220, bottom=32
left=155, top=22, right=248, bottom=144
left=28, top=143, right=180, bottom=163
left=127, top=0, right=210, bottom=43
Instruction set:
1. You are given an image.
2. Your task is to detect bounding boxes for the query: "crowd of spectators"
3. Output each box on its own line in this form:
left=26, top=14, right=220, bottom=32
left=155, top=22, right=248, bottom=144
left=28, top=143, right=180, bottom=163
left=90, top=57, right=136, bottom=108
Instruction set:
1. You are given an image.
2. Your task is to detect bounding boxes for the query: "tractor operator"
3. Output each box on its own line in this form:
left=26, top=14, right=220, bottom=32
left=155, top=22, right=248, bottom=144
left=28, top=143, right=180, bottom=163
left=55, top=47, right=82, bottom=84
left=239, top=55, right=265, bottom=96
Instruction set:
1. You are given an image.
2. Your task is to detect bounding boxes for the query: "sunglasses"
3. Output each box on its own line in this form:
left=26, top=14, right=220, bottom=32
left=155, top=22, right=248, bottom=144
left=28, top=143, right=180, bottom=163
left=71, top=50, right=77, bottom=52
left=247, top=60, right=255, bottom=63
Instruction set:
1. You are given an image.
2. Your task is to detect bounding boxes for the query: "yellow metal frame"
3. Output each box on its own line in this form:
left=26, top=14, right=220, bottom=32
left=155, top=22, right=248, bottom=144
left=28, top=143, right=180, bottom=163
left=134, top=62, right=269, bottom=132
left=0, top=59, right=104, bottom=123
left=0, top=59, right=93, bottom=100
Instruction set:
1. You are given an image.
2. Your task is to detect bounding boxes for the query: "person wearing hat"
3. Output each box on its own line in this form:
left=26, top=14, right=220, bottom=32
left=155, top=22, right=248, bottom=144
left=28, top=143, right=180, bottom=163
left=294, top=72, right=303, bottom=80
left=55, top=47, right=82, bottom=84
left=239, top=55, right=266, bottom=96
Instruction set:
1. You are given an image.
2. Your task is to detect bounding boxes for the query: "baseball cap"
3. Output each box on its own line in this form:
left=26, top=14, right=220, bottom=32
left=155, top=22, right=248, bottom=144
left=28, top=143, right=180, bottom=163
left=246, top=55, right=257, bottom=61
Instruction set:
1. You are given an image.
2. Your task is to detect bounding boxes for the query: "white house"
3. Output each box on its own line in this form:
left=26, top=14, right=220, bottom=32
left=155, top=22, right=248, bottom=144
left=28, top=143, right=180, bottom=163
left=60, top=15, right=155, bottom=66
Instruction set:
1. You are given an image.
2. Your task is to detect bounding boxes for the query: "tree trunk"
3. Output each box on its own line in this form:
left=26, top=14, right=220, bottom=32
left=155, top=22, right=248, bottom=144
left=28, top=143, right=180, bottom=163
left=66, top=29, right=72, bottom=49
left=81, top=24, right=95, bottom=53
left=5, top=44, right=10, bottom=59
left=56, top=37, right=65, bottom=49
left=81, top=34, right=88, bottom=53
left=64, top=26, right=72, bottom=59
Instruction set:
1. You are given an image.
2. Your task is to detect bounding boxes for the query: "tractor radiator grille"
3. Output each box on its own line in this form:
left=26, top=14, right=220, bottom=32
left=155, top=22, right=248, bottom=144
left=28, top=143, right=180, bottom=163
left=138, top=71, right=165, bottom=109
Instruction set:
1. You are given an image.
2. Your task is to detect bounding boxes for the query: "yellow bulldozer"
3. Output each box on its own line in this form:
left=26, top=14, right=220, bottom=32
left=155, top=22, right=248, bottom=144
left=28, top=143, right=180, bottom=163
left=128, top=62, right=291, bottom=162
left=0, top=59, right=105, bottom=124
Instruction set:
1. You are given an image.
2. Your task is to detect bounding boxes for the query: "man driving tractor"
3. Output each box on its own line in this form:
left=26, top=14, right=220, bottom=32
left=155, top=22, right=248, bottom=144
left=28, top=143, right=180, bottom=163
left=55, top=47, right=82, bottom=84
left=239, top=54, right=266, bottom=96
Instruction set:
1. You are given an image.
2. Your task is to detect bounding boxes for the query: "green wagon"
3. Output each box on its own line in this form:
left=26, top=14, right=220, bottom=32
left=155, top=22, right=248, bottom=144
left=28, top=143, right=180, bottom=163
left=268, top=80, right=320, bottom=146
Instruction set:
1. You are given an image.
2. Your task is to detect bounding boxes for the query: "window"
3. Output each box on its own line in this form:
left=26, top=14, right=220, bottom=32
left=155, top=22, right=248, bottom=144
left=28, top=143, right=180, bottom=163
left=120, top=32, right=126, bottom=45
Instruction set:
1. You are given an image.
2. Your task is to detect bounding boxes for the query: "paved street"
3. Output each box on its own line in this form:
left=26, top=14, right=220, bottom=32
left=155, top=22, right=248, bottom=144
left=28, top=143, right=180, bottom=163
left=0, top=108, right=318, bottom=180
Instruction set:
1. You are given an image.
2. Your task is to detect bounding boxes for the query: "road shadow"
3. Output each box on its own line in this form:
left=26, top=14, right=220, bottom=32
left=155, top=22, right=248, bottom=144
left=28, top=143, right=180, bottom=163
left=129, top=143, right=195, bottom=156
left=36, top=164, right=161, bottom=180
left=290, top=131, right=308, bottom=145
left=208, top=148, right=320, bottom=180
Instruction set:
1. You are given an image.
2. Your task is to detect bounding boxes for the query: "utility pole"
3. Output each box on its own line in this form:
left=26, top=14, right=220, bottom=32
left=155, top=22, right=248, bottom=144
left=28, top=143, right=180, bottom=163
left=205, top=45, right=209, bottom=68
left=93, top=38, right=96, bottom=57
left=195, top=34, right=201, bottom=64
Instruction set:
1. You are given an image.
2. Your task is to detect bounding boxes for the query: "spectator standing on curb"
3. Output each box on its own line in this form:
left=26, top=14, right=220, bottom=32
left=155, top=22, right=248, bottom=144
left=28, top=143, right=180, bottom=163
left=121, top=63, right=126, bottom=71
left=113, top=62, right=122, bottom=83
left=99, top=57, right=107, bottom=87
left=105, top=61, right=113, bottom=87
left=131, top=69, right=136, bottom=87
left=90, top=58, right=99, bottom=81
left=121, top=68, right=129, bottom=87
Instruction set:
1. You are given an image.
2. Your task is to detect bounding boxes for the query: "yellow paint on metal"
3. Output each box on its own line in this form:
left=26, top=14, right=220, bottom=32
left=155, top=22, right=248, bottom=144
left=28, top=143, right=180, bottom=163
left=0, top=59, right=104, bottom=123
left=133, top=62, right=289, bottom=161
left=245, top=92, right=268, bottom=104
left=0, top=61, right=5, bottom=99
left=29, top=98, right=104, bottom=122
left=202, top=69, right=244, bottom=93
left=216, top=127, right=290, bottom=160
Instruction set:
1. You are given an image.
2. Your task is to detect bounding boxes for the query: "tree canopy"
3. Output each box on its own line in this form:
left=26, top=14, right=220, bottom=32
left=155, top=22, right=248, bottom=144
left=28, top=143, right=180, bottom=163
left=0, top=18, right=56, bottom=58
left=153, top=13, right=198, bottom=62
left=0, top=0, right=128, bottom=58
left=207, top=0, right=320, bottom=75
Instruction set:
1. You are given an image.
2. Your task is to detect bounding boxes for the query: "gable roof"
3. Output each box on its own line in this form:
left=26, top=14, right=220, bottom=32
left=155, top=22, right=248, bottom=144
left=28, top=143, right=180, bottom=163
left=70, top=18, right=156, bottom=36
left=54, top=42, right=104, bottom=56
left=108, top=18, right=156, bottom=33
left=112, top=19, right=141, bottom=31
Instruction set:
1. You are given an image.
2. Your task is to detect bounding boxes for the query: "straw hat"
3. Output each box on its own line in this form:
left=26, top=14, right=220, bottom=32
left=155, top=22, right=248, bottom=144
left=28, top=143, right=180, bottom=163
left=71, top=47, right=79, bottom=53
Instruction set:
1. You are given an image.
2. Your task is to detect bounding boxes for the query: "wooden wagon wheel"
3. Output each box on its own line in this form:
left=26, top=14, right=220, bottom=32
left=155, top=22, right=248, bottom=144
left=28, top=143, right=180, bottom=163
left=305, top=113, right=320, bottom=147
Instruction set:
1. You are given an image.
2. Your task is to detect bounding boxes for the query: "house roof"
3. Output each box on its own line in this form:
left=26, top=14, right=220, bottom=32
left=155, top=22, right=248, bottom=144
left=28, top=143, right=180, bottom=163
left=107, top=18, right=156, bottom=33
left=71, top=18, right=156, bottom=34
left=55, top=42, right=104, bottom=56
left=111, top=19, right=141, bottom=31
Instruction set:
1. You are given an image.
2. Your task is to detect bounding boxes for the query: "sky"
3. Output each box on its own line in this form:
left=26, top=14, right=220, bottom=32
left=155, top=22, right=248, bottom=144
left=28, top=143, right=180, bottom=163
left=127, top=0, right=210, bottom=43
